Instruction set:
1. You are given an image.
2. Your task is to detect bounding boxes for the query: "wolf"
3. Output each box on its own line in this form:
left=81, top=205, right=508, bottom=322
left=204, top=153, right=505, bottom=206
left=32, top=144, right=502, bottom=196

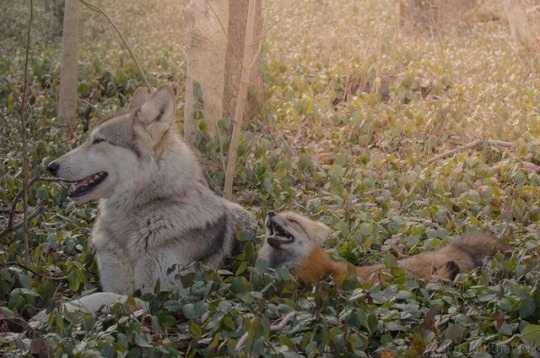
left=46, top=85, right=256, bottom=312
left=258, top=211, right=498, bottom=285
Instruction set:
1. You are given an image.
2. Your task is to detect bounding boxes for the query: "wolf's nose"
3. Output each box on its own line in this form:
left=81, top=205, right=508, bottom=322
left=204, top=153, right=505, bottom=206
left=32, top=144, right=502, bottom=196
left=47, top=162, right=59, bottom=176
left=267, top=211, right=275, bottom=218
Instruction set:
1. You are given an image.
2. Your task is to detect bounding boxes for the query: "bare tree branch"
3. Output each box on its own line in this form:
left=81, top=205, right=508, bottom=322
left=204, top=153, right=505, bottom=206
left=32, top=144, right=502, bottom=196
left=0, top=261, right=68, bottom=281
left=8, top=168, right=42, bottom=228
left=0, top=317, right=51, bottom=357
left=18, top=0, right=34, bottom=263
left=78, top=0, right=151, bottom=90
left=254, top=0, right=303, bottom=45
left=1, top=203, right=45, bottom=239
left=428, top=139, right=514, bottom=164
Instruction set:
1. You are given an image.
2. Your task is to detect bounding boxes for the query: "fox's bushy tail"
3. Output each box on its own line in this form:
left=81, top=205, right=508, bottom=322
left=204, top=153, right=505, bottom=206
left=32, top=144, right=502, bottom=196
left=356, top=233, right=499, bottom=283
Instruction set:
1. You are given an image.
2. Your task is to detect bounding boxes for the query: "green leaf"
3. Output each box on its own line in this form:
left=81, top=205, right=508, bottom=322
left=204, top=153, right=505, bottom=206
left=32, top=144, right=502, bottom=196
left=364, top=312, right=379, bottom=334
left=194, top=301, right=208, bottom=318
left=235, top=261, right=248, bottom=276
left=67, top=271, right=81, bottom=291
left=183, top=303, right=195, bottom=320
left=519, top=297, right=536, bottom=319
left=382, top=252, right=397, bottom=268
left=164, top=300, right=183, bottom=312
left=190, top=321, right=202, bottom=338
left=134, top=333, right=153, bottom=348
left=521, top=324, right=540, bottom=345
left=8, top=293, right=24, bottom=311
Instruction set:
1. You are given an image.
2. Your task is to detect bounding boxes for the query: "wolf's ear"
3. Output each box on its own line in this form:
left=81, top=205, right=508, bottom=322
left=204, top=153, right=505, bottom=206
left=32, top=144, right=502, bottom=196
left=129, top=87, right=150, bottom=109
left=138, top=85, right=175, bottom=125
left=313, top=221, right=332, bottom=244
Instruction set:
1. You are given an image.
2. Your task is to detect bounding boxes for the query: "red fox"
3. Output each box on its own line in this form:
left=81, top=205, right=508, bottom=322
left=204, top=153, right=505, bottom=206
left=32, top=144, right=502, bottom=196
left=258, top=211, right=498, bottom=285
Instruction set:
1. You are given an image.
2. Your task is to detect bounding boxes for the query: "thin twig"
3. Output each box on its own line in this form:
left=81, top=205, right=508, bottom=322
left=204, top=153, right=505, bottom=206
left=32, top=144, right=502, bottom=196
left=8, top=168, right=42, bottom=228
left=427, top=139, right=514, bottom=164
left=3, top=172, right=58, bottom=239
left=235, top=311, right=297, bottom=351
left=0, top=317, right=50, bottom=357
left=0, top=261, right=68, bottom=281
left=254, top=0, right=303, bottom=45
left=0, top=208, right=17, bottom=214
left=78, top=0, right=151, bottom=90
left=0, top=203, right=45, bottom=239
left=37, top=176, right=65, bottom=183
left=270, top=310, right=297, bottom=331
left=19, top=0, right=34, bottom=264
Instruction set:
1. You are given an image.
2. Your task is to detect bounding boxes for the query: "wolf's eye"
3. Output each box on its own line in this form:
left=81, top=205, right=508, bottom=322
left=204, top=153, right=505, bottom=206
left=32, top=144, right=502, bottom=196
left=92, top=138, right=105, bottom=145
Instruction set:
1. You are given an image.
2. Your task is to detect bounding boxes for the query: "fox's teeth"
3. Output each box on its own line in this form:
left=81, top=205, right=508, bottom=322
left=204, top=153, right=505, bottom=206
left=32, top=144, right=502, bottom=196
left=267, top=221, right=294, bottom=239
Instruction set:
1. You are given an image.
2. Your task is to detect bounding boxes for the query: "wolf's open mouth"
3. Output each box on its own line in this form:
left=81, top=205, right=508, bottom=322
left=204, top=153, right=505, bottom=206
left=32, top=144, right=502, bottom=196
left=67, top=172, right=108, bottom=198
left=266, top=219, right=294, bottom=248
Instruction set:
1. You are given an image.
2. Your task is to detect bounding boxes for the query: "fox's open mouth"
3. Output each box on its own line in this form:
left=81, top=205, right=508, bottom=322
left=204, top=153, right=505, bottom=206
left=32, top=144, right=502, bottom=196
left=266, top=218, right=294, bottom=248
left=67, top=172, right=108, bottom=198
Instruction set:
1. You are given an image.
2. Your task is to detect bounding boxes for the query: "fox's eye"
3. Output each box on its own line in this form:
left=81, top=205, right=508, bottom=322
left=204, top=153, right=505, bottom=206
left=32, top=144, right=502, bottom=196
left=92, top=138, right=105, bottom=145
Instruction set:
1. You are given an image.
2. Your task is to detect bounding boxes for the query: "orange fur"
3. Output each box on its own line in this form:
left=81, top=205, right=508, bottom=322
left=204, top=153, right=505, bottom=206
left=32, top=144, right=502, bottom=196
left=296, top=234, right=498, bottom=285
left=260, top=212, right=499, bottom=286
left=293, top=246, right=354, bottom=285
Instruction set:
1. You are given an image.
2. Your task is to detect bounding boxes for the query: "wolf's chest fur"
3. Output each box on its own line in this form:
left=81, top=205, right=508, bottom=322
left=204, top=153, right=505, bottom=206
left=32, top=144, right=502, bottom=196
left=90, top=183, right=240, bottom=294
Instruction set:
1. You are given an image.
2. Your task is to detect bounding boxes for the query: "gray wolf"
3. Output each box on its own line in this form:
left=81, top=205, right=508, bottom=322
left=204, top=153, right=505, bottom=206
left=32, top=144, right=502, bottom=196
left=258, top=211, right=498, bottom=285
left=47, top=85, right=256, bottom=311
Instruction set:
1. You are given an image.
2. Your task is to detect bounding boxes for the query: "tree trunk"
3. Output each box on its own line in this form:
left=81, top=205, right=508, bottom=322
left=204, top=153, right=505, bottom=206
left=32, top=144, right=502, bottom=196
left=58, top=0, right=80, bottom=128
left=44, top=0, right=64, bottom=35
left=183, top=0, right=264, bottom=145
left=223, top=0, right=265, bottom=128
left=504, top=0, right=537, bottom=53
left=183, top=0, right=228, bottom=144
left=223, top=0, right=258, bottom=200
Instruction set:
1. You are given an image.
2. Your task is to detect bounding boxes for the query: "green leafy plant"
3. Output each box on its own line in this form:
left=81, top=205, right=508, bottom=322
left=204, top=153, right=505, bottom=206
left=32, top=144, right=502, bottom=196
left=0, top=0, right=539, bottom=356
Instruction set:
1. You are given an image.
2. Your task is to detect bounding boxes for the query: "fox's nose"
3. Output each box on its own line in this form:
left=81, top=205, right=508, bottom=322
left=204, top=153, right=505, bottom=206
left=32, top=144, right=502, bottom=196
left=267, top=211, right=275, bottom=218
left=47, top=162, right=59, bottom=176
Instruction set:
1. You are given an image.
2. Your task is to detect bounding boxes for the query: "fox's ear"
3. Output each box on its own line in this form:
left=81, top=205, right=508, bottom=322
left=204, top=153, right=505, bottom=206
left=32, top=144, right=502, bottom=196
left=138, top=85, right=175, bottom=125
left=313, top=221, right=332, bottom=244
left=129, top=87, right=150, bottom=109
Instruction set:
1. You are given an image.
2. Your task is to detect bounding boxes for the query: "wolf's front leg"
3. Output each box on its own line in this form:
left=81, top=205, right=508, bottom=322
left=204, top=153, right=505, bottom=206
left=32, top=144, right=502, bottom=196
left=134, top=253, right=187, bottom=293
left=95, top=250, right=135, bottom=294
left=133, top=256, right=158, bottom=293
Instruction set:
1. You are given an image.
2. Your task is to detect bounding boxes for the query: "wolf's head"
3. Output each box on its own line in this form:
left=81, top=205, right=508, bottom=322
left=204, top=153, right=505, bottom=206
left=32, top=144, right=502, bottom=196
left=258, top=211, right=332, bottom=269
left=48, top=85, right=195, bottom=203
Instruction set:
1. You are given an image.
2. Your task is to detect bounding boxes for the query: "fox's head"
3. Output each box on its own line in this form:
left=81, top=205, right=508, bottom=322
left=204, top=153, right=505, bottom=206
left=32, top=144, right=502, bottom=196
left=47, top=85, right=198, bottom=203
left=258, top=211, right=332, bottom=270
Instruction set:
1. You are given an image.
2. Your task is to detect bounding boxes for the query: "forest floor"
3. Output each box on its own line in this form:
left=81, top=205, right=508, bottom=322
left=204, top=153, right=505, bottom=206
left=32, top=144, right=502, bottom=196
left=0, top=0, right=539, bottom=356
